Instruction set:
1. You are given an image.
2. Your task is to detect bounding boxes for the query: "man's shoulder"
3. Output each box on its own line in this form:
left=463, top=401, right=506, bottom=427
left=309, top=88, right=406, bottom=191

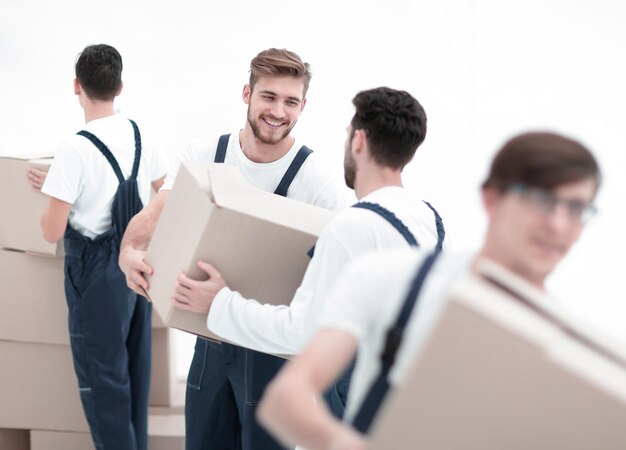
left=321, top=205, right=375, bottom=237
left=181, top=134, right=225, bottom=163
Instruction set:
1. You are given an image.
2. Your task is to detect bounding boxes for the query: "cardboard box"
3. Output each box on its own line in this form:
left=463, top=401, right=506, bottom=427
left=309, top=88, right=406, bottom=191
left=145, top=163, right=334, bottom=340
left=0, top=248, right=68, bottom=345
left=30, top=413, right=185, bottom=450
left=369, top=261, right=626, bottom=450
left=0, top=428, right=29, bottom=450
left=0, top=341, right=89, bottom=432
left=0, top=338, right=181, bottom=432
left=0, top=248, right=164, bottom=347
left=0, top=155, right=63, bottom=256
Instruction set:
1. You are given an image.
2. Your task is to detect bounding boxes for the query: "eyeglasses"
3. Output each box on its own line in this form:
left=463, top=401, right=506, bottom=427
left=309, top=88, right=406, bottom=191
left=506, top=183, right=597, bottom=224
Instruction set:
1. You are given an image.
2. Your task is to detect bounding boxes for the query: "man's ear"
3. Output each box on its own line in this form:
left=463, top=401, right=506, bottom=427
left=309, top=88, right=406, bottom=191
left=481, top=186, right=501, bottom=219
left=351, top=129, right=365, bottom=156
left=300, top=97, right=307, bottom=112
left=74, top=79, right=81, bottom=95
left=116, top=81, right=124, bottom=97
left=242, top=84, right=251, bottom=105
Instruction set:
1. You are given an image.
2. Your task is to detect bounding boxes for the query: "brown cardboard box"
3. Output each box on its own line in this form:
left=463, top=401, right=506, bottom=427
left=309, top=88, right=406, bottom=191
left=0, top=338, right=181, bottom=432
left=0, top=247, right=164, bottom=346
left=30, top=413, right=185, bottom=450
left=0, top=155, right=63, bottom=256
left=369, top=261, right=626, bottom=450
left=0, top=340, right=89, bottom=432
left=0, top=428, right=29, bottom=450
left=145, top=163, right=334, bottom=340
left=0, top=248, right=68, bottom=345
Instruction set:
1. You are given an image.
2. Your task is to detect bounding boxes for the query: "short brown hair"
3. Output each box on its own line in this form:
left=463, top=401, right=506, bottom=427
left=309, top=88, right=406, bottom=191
left=75, top=44, right=123, bottom=101
left=482, top=131, right=601, bottom=192
left=249, top=48, right=312, bottom=97
left=351, top=87, right=427, bottom=170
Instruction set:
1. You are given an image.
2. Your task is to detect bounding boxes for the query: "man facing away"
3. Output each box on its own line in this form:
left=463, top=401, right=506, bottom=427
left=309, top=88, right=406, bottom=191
left=27, top=44, right=167, bottom=450
left=118, top=48, right=345, bottom=450
left=258, top=131, right=601, bottom=450
left=169, top=87, right=446, bottom=421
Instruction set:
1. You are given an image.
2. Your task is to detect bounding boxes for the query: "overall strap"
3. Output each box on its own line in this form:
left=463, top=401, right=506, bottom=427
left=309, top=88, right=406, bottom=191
left=76, top=119, right=142, bottom=183
left=273, top=145, right=313, bottom=197
left=77, top=130, right=124, bottom=183
left=307, top=201, right=418, bottom=259
left=352, top=250, right=441, bottom=434
left=128, top=119, right=142, bottom=180
left=422, top=200, right=446, bottom=252
left=352, top=202, right=418, bottom=246
left=214, top=134, right=230, bottom=163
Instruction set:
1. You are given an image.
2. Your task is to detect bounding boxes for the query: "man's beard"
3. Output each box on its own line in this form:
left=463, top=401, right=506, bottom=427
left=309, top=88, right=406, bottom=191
left=344, top=149, right=356, bottom=189
left=247, top=109, right=294, bottom=145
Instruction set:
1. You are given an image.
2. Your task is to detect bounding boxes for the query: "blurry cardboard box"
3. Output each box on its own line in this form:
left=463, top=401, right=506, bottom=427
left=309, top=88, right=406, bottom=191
left=0, top=155, right=63, bottom=256
left=0, top=428, right=29, bottom=450
left=0, top=248, right=164, bottom=346
left=30, top=413, right=185, bottom=450
left=145, top=163, right=334, bottom=340
left=369, top=261, right=626, bottom=450
left=0, top=340, right=89, bottom=432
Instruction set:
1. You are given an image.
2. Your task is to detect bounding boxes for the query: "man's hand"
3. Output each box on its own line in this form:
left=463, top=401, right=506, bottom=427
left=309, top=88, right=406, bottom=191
left=27, top=168, right=48, bottom=191
left=172, top=261, right=225, bottom=314
left=119, top=246, right=154, bottom=296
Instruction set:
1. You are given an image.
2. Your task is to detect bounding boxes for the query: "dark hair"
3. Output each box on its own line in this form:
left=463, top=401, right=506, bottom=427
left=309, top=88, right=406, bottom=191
left=350, top=87, right=427, bottom=169
left=249, top=48, right=312, bottom=97
left=482, top=132, right=601, bottom=192
left=75, top=44, right=123, bottom=101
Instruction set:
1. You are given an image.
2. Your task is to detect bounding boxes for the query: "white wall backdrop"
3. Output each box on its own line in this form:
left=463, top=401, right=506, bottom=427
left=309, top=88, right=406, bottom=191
left=2, top=0, right=625, bottom=377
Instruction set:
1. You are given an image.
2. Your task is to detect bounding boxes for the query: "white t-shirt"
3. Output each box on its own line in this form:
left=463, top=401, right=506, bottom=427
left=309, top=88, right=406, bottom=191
left=317, top=249, right=473, bottom=421
left=207, top=185, right=447, bottom=356
left=42, top=115, right=167, bottom=239
left=162, top=132, right=345, bottom=211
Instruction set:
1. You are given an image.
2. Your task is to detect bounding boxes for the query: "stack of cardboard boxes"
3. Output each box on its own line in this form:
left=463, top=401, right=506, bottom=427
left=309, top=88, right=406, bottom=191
left=0, top=156, right=185, bottom=450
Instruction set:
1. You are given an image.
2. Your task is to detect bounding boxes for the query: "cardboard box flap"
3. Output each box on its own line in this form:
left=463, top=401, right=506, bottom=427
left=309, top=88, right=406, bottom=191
left=474, top=258, right=626, bottom=370
left=207, top=162, right=263, bottom=202
left=0, top=153, right=54, bottom=162
left=206, top=163, right=334, bottom=236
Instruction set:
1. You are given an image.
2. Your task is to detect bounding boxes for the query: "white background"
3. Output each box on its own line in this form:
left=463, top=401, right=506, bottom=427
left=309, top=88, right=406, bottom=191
left=2, top=0, right=625, bottom=377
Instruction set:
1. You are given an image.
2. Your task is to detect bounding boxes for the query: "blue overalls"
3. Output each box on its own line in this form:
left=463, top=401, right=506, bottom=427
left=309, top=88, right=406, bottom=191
left=351, top=249, right=442, bottom=434
left=185, top=134, right=313, bottom=450
left=322, top=201, right=445, bottom=421
left=64, top=120, right=151, bottom=450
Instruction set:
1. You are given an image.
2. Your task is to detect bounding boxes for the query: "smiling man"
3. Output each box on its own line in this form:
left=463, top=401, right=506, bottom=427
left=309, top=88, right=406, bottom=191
left=257, top=131, right=601, bottom=450
left=118, top=48, right=344, bottom=450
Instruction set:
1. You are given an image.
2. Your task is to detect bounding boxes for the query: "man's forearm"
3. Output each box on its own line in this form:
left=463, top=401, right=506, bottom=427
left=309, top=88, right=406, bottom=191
left=208, top=288, right=305, bottom=356
left=121, top=190, right=168, bottom=251
left=121, top=211, right=157, bottom=251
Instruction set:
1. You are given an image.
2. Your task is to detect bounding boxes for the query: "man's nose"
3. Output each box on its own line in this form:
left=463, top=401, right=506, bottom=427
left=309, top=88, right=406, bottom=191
left=545, top=203, right=576, bottom=231
left=269, top=101, right=285, bottom=118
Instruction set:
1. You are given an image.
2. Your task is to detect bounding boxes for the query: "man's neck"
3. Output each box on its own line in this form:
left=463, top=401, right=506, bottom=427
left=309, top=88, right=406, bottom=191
left=83, top=100, right=116, bottom=124
left=474, top=244, right=546, bottom=291
left=354, top=166, right=403, bottom=200
left=238, top=126, right=294, bottom=163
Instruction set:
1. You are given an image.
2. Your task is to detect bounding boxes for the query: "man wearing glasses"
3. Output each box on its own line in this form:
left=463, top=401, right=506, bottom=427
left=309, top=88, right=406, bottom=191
left=257, top=131, right=601, bottom=450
